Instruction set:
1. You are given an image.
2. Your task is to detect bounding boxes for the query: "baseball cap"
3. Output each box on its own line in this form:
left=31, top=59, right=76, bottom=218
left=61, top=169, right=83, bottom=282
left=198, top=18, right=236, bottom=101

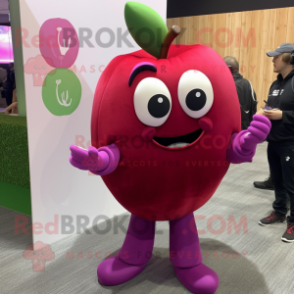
left=266, top=43, right=294, bottom=57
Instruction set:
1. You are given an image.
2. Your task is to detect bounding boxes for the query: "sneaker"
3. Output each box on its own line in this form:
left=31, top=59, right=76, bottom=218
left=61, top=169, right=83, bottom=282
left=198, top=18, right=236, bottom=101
left=281, top=218, right=294, bottom=243
left=259, top=211, right=286, bottom=226
left=253, top=176, right=274, bottom=190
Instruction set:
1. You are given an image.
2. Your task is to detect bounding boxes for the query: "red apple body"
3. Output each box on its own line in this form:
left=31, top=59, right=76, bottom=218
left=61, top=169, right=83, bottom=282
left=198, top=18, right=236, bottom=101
left=91, top=45, right=240, bottom=221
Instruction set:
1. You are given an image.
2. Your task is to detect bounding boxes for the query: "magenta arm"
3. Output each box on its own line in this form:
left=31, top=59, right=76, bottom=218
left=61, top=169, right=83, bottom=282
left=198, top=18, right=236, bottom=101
left=69, top=143, right=120, bottom=176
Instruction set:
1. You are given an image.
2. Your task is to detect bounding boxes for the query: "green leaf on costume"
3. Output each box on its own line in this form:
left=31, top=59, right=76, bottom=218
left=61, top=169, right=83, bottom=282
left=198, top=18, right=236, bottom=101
left=124, top=2, right=168, bottom=59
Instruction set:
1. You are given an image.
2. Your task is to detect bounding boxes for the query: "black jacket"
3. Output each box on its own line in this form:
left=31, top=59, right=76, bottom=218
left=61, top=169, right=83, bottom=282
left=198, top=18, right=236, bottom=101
left=267, top=70, right=294, bottom=144
left=233, top=73, right=257, bottom=130
left=3, top=68, right=15, bottom=91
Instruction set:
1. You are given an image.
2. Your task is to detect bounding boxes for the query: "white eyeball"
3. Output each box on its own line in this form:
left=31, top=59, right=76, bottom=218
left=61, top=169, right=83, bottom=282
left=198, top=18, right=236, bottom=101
left=134, top=77, right=172, bottom=127
left=178, top=70, right=214, bottom=118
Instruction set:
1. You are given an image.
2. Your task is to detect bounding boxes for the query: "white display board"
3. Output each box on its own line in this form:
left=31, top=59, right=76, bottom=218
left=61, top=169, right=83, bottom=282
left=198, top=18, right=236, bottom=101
left=19, top=0, right=167, bottom=245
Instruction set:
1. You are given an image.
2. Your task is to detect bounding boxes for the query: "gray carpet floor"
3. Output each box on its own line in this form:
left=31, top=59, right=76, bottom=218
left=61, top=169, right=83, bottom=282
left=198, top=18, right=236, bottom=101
left=1, top=142, right=294, bottom=294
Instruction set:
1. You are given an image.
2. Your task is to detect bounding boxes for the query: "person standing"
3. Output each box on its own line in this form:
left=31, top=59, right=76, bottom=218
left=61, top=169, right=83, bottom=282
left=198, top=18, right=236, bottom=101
left=258, top=43, right=294, bottom=243
left=224, top=56, right=257, bottom=130
left=0, top=67, right=7, bottom=100
left=0, top=67, right=7, bottom=88
left=3, top=63, right=15, bottom=107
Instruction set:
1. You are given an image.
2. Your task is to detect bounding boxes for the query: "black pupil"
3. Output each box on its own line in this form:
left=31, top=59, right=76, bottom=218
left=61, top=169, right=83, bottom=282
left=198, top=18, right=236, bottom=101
left=186, top=89, right=207, bottom=111
left=148, top=94, right=170, bottom=118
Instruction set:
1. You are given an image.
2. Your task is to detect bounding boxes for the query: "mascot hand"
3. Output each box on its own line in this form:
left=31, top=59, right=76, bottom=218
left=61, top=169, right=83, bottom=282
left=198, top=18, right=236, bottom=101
left=69, top=144, right=120, bottom=175
left=227, top=115, right=271, bottom=163
left=240, top=114, right=271, bottom=151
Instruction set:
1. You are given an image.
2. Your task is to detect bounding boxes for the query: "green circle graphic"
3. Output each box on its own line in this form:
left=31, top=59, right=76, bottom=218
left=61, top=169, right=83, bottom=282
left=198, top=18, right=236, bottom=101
left=42, top=69, right=82, bottom=116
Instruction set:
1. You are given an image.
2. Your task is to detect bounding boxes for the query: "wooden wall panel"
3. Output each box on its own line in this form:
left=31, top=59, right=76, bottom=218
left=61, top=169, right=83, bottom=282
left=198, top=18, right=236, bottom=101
left=238, top=11, right=253, bottom=89
left=286, top=7, right=294, bottom=41
left=167, top=6, right=294, bottom=108
left=274, top=8, right=289, bottom=48
left=229, top=12, right=242, bottom=61
left=248, top=10, right=262, bottom=103
left=214, top=14, right=227, bottom=58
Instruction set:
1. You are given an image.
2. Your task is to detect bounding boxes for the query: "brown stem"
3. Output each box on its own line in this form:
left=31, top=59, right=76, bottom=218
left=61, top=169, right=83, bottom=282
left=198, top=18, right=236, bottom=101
left=159, top=25, right=181, bottom=59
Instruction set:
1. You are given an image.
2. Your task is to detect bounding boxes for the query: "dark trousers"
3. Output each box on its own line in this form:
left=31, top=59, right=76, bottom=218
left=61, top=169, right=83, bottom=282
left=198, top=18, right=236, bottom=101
left=4, top=89, right=13, bottom=107
left=268, top=142, right=294, bottom=223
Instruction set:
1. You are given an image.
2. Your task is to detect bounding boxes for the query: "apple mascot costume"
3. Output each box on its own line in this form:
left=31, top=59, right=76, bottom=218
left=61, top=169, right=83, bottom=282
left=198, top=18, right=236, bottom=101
left=70, top=2, right=271, bottom=293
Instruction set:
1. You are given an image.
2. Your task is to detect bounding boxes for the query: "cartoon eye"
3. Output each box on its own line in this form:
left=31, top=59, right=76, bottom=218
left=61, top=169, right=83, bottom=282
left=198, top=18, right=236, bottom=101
left=178, top=70, right=214, bottom=118
left=134, top=77, right=172, bottom=127
left=34, top=65, right=38, bottom=69
left=42, top=65, right=46, bottom=69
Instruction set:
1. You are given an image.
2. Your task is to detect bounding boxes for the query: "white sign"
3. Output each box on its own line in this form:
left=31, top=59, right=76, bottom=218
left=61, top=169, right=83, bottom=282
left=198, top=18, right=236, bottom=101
left=19, top=0, right=167, bottom=245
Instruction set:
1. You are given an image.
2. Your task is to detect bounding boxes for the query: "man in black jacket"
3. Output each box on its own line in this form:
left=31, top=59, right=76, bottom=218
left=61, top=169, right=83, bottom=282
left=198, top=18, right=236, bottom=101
left=258, top=43, right=294, bottom=243
left=224, top=56, right=257, bottom=130
left=3, top=63, right=15, bottom=107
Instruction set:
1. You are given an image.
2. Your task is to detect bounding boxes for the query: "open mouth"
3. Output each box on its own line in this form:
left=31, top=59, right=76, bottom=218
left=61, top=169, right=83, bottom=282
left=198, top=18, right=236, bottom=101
left=153, top=128, right=203, bottom=149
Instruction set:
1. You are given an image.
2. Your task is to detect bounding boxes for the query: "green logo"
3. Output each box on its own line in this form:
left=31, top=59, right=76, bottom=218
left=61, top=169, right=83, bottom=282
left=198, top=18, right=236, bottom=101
left=42, top=69, right=82, bottom=116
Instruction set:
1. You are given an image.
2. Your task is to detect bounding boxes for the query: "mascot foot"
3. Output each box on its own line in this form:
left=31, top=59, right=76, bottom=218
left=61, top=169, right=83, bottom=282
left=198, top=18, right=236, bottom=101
left=174, top=263, right=219, bottom=294
left=97, top=257, right=145, bottom=286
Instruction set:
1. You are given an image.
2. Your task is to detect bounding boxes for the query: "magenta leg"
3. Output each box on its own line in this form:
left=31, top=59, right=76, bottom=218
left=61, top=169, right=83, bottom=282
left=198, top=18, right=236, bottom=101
left=97, top=214, right=155, bottom=286
left=169, top=213, right=203, bottom=267
left=170, top=213, right=219, bottom=294
left=118, top=214, right=156, bottom=265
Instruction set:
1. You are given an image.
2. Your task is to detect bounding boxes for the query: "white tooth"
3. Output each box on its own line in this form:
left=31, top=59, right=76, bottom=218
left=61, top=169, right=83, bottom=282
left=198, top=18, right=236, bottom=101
left=167, top=142, right=189, bottom=148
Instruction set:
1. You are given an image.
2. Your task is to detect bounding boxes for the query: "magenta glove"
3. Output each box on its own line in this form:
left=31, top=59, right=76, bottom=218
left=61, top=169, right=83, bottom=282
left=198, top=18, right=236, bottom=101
left=69, top=144, right=120, bottom=176
left=227, top=115, right=271, bottom=164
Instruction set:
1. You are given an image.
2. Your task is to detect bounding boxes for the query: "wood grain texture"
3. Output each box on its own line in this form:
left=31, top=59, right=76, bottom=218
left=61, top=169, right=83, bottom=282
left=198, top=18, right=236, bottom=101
left=167, top=7, right=294, bottom=107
